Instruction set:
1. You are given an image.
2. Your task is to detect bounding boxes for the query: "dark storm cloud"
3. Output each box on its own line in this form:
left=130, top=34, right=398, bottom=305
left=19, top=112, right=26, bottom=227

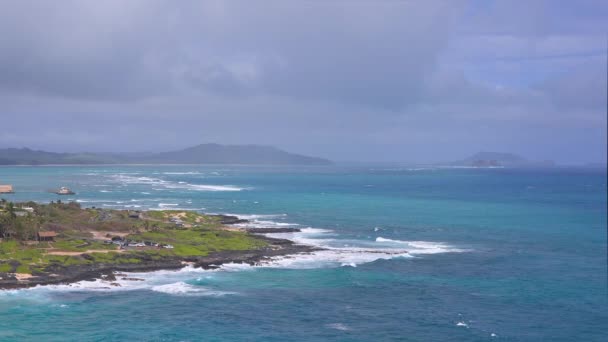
left=0, top=1, right=460, bottom=107
left=0, top=0, right=606, bottom=164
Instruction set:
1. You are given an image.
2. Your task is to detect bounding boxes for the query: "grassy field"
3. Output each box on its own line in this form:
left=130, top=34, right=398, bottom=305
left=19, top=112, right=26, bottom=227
left=0, top=202, right=266, bottom=274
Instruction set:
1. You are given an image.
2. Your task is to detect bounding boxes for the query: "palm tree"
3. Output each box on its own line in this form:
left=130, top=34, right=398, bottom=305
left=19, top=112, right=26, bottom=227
left=6, top=202, right=16, bottom=219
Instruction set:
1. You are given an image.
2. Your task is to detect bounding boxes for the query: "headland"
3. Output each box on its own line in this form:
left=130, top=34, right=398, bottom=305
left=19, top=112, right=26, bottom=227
left=0, top=201, right=316, bottom=289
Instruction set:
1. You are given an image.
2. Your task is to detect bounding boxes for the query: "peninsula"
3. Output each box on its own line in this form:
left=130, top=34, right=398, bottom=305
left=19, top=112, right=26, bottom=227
left=0, top=200, right=315, bottom=289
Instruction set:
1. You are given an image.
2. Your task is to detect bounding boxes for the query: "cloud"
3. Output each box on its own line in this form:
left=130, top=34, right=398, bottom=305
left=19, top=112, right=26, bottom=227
left=0, top=0, right=605, bottom=163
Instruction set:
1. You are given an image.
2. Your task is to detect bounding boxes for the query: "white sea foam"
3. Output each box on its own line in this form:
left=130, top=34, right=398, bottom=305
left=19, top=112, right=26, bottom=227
left=76, top=199, right=120, bottom=203
left=456, top=322, right=469, bottom=328
left=222, top=213, right=288, bottom=220
left=110, top=174, right=243, bottom=192
left=217, top=213, right=300, bottom=229
left=326, top=323, right=350, bottom=331
left=162, top=172, right=202, bottom=175
left=376, top=237, right=467, bottom=254
left=1, top=211, right=467, bottom=295
left=241, top=220, right=298, bottom=228
left=219, top=263, right=256, bottom=272
left=229, top=214, right=459, bottom=268
left=158, top=203, right=178, bottom=207
left=151, top=282, right=235, bottom=296
left=264, top=248, right=412, bottom=269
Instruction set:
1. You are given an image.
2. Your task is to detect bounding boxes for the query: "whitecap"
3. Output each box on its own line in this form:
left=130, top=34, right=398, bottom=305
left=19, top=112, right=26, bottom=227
left=376, top=237, right=467, bottom=255
left=151, top=282, right=235, bottom=296
left=326, top=323, right=350, bottom=331
left=109, top=174, right=243, bottom=192
left=162, top=172, right=202, bottom=175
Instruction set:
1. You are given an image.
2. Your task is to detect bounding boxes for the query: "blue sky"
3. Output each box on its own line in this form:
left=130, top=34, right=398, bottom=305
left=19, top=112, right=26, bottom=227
left=0, top=0, right=606, bottom=164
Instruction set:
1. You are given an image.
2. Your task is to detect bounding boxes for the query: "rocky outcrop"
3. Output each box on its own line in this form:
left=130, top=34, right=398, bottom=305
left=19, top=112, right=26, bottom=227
left=208, top=214, right=250, bottom=225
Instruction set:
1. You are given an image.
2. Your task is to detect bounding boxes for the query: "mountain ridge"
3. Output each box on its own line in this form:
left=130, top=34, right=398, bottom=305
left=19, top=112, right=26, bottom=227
left=0, top=144, right=332, bottom=165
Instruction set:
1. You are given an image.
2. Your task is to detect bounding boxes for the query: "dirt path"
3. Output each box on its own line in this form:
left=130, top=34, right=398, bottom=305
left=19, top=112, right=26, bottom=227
left=46, top=249, right=123, bottom=256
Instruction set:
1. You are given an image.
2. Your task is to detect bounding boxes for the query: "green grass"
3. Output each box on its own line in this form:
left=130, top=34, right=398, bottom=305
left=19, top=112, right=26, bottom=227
left=0, top=203, right=267, bottom=274
left=129, top=228, right=267, bottom=257
left=0, top=228, right=267, bottom=274
left=52, top=239, right=115, bottom=252
left=15, top=265, right=31, bottom=273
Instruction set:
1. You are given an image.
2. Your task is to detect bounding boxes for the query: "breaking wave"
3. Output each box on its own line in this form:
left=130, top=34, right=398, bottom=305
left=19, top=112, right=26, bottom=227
left=151, top=282, right=235, bottom=296
left=1, top=214, right=467, bottom=295
left=110, top=174, right=244, bottom=192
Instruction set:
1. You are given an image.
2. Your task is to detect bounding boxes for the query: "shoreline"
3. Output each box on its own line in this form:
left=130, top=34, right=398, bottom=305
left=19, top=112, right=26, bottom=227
left=0, top=234, right=320, bottom=290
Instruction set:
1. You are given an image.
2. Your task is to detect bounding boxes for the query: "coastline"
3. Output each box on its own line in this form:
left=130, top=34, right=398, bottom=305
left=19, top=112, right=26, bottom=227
left=0, top=233, right=319, bottom=290
left=0, top=204, right=321, bottom=290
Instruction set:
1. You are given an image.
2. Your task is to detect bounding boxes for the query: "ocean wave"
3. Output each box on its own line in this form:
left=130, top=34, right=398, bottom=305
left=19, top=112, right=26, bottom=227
left=151, top=282, right=235, bottom=296
left=376, top=237, right=466, bottom=254
left=262, top=248, right=412, bottom=269
left=162, top=172, right=202, bottom=175
left=220, top=213, right=288, bottom=220
left=76, top=199, right=121, bottom=203
left=237, top=220, right=299, bottom=228
left=1, top=211, right=468, bottom=295
left=109, top=174, right=244, bottom=192
left=326, top=323, right=350, bottom=331
left=0, top=266, right=226, bottom=296
left=158, top=203, right=179, bottom=207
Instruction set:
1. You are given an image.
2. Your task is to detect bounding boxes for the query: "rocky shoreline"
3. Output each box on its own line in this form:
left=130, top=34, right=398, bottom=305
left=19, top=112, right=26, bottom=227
left=0, top=234, right=319, bottom=290
left=0, top=212, right=320, bottom=290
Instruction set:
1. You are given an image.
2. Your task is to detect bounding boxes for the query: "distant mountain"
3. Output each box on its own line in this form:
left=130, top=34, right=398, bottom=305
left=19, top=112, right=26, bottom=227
left=139, top=144, right=331, bottom=165
left=452, top=152, right=555, bottom=168
left=0, top=148, right=117, bottom=165
left=0, top=144, right=332, bottom=165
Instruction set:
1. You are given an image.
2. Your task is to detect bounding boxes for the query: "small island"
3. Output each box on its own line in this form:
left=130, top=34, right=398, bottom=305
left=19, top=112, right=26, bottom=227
left=0, top=200, right=315, bottom=289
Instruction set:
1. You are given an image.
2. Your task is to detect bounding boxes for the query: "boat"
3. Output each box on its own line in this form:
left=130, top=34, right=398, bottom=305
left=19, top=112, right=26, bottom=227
left=55, top=187, right=75, bottom=195
left=0, top=184, right=14, bottom=194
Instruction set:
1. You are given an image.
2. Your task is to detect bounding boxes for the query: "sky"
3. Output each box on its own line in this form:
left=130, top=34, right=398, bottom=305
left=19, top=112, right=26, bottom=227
left=0, top=0, right=606, bottom=164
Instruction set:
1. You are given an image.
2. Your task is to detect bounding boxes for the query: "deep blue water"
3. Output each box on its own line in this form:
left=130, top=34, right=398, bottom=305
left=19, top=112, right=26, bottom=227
left=0, top=165, right=606, bottom=341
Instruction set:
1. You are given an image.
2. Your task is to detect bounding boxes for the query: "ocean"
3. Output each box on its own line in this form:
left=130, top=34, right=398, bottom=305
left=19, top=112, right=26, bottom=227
left=0, top=165, right=606, bottom=341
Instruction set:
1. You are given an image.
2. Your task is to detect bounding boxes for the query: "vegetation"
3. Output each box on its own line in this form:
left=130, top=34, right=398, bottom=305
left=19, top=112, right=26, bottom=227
left=0, top=200, right=266, bottom=275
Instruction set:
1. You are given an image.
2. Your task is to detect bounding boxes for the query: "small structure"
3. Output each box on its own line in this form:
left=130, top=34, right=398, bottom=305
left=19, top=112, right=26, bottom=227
left=169, top=217, right=184, bottom=227
left=0, top=185, right=14, bottom=193
left=128, top=211, right=141, bottom=219
left=38, top=231, right=58, bottom=242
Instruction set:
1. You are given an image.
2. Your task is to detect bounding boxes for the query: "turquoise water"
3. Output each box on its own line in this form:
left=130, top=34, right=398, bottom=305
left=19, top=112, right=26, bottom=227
left=0, top=165, right=606, bottom=341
